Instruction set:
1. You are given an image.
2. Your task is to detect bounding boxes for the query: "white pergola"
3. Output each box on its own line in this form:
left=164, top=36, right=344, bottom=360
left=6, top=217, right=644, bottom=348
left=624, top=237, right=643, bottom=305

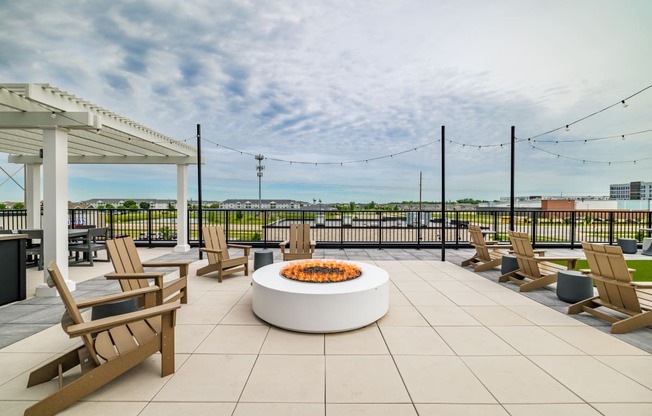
left=0, top=83, right=199, bottom=296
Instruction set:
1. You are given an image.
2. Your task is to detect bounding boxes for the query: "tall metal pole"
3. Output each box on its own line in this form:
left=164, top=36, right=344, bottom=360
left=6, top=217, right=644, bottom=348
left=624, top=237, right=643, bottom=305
left=255, top=154, right=265, bottom=248
left=441, top=125, right=446, bottom=261
left=197, top=124, right=203, bottom=260
left=510, top=126, right=515, bottom=231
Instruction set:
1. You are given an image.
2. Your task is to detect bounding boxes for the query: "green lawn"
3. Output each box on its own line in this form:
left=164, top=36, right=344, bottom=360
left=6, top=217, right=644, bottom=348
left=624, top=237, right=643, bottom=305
left=568, top=259, right=652, bottom=282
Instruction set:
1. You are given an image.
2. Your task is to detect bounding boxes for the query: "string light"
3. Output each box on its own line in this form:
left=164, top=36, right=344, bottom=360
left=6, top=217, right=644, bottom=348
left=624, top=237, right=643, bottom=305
left=527, top=142, right=652, bottom=165
left=622, top=100, right=628, bottom=108
left=202, top=137, right=438, bottom=166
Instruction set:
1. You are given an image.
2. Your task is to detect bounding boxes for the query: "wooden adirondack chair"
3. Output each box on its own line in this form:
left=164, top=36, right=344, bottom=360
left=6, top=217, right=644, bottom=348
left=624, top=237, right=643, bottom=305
left=499, top=231, right=579, bottom=292
left=106, top=236, right=191, bottom=304
left=280, top=223, right=316, bottom=261
left=197, top=226, right=251, bottom=282
left=568, top=242, right=652, bottom=333
left=24, top=261, right=179, bottom=416
left=461, top=225, right=512, bottom=272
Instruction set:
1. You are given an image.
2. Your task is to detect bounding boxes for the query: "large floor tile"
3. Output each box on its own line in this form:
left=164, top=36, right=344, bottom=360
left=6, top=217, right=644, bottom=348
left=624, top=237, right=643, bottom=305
left=240, top=355, right=324, bottom=403
left=415, top=403, right=509, bottom=416
left=326, top=355, right=410, bottom=403
left=234, top=403, right=324, bottom=416
left=260, top=327, right=324, bottom=355
left=595, top=355, right=652, bottom=386
left=592, top=403, right=652, bottom=416
left=153, top=354, right=256, bottom=402
left=325, top=324, right=388, bottom=354
left=505, top=305, right=585, bottom=326
left=417, top=306, right=481, bottom=326
left=380, top=326, right=454, bottom=355
left=327, top=403, right=417, bottom=415
left=141, top=402, right=235, bottom=416
left=435, top=326, right=518, bottom=355
left=175, top=304, right=233, bottom=325
left=174, top=324, right=215, bottom=353
left=394, top=355, right=495, bottom=403
left=530, top=356, right=652, bottom=402
left=195, top=325, right=269, bottom=354
left=463, top=306, right=534, bottom=326
left=0, top=352, right=54, bottom=386
left=489, top=326, right=584, bottom=355
left=220, top=305, right=268, bottom=325
left=376, top=305, right=430, bottom=326
left=543, top=326, right=648, bottom=355
left=402, top=290, right=455, bottom=306
left=462, top=356, right=582, bottom=404
left=502, top=403, right=604, bottom=416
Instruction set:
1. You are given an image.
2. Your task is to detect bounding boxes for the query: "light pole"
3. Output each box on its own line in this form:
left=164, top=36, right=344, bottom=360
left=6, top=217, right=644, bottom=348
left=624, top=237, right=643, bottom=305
left=255, top=154, right=264, bottom=212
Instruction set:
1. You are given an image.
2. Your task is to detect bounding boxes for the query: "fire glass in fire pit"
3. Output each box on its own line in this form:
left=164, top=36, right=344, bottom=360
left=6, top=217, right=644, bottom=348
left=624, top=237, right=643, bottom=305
left=280, top=260, right=362, bottom=283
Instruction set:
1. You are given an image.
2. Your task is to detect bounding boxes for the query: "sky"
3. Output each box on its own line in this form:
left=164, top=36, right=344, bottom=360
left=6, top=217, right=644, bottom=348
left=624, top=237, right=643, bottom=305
left=1, top=0, right=651, bottom=204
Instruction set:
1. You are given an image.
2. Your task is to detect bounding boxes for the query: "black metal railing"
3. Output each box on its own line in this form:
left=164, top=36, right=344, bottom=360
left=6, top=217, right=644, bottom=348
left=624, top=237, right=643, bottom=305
left=1, top=208, right=650, bottom=249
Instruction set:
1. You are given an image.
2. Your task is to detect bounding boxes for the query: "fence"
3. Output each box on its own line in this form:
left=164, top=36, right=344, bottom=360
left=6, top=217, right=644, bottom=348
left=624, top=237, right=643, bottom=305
left=2, top=208, right=651, bottom=249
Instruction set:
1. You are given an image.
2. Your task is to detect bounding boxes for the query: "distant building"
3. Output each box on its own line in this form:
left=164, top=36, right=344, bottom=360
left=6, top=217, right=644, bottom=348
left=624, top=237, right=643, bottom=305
left=610, top=181, right=652, bottom=200
left=220, top=199, right=308, bottom=210
left=81, top=198, right=177, bottom=209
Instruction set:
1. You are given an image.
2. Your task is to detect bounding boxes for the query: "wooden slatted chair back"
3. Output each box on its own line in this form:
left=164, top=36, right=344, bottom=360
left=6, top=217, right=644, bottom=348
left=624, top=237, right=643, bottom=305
left=203, top=225, right=230, bottom=262
left=106, top=236, right=149, bottom=292
left=581, top=242, right=642, bottom=314
left=288, top=224, right=311, bottom=255
left=468, top=225, right=491, bottom=261
left=46, top=261, right=102, bottom=366
left=508, top=231, right=541, bottom=278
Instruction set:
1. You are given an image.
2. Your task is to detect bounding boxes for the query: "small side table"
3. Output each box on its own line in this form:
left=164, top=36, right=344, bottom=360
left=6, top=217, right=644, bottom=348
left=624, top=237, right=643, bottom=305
left=501, top=254, right=520, bottom=277
left=617, top=238, right=638, bottom=254
left=254, top=249, right=274, bottom=271
left=556, top=270, right=594, bottom=303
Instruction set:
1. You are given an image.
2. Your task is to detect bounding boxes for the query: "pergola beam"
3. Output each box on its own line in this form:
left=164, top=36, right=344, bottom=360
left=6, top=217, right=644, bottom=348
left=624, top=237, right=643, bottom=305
left=8, top=154, right=199, bottom=164
left=0, top=111, right=99, bottom=129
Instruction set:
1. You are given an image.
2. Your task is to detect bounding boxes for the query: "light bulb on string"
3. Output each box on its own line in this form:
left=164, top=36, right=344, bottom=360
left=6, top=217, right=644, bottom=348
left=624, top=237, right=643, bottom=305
left=622, top=100, right=628, bottom=108
left=565, top=125, right=570, bottom=132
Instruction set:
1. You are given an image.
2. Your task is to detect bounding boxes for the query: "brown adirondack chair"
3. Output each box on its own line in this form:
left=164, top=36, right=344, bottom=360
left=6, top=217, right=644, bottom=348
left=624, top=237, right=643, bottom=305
left=461, top=225, right=512, bottom=272
left=106, top=236, right=191, bottom=304
left=499, top=231, right=579, bottom=292
left=24, top=261, right=179, bottom=416
left=568, top=242, right=652, bottom=333
left=280, top=223, right=316, bottom=261
left=197, top=225, right=251, bottom=282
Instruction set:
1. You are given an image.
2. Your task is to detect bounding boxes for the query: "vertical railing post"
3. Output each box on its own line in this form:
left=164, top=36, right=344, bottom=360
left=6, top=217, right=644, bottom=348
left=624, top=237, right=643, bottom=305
left=263, top=210, right=268, bottom=248
left=608, top=211, right=615, bottom=245
left=570, top=210, right=576, bottom=249
left=531, top=211, right=538, bottom=248
left=378, top=211, right=383, bottom=249
left=147, top=209, right=153, bottom=248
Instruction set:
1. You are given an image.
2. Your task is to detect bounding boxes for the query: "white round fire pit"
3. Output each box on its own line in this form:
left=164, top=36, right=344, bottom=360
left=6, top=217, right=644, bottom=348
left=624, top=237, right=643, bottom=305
left=252, top=260, right=389, bottom=333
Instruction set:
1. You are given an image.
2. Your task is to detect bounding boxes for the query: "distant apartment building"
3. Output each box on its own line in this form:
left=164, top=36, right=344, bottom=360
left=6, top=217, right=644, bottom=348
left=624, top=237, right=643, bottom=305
left=610, top=181, right=652, bottom=200
left=220, top=199, right=307, bottom=210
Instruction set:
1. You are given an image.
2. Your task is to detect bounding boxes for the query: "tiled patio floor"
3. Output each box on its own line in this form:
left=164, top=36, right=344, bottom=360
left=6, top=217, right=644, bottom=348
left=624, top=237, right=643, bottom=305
left=1, top=247, right=651, bottom=415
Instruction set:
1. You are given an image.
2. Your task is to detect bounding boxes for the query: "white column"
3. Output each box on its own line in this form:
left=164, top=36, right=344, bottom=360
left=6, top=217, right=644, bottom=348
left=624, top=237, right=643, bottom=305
left=174, top=164, right=190, bottom=252
left=25, top=163, right=41, bottom=228
left=36, top=127, right=76, bottom=296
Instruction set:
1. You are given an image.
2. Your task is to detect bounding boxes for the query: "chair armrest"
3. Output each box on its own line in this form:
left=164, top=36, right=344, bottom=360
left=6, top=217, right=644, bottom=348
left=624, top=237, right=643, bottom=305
left=105, top=272, right=164, bottom=280
left=535, top=257, right=580, bottom=262
left=200, top=247, right=225, bottom=261
left=66, top=303, right=180, bottom=337
left=142, top=261, right=192, bottom=268
left=75, top=286, right=160, bottom=309
left=143, top=261, right=191, bottom=278
left=228, top=243, right=252, bottom=250
left=279, top=241, right=289, bottom=253
left=533, top=249, right=546, bottom=256
left=105, top=272, right=165, bottom=292
left=632, top=281, right=652, bottom=289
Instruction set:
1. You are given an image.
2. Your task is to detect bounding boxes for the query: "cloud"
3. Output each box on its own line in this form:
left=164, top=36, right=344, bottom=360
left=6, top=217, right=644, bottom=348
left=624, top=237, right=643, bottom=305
left=1, top=0, right=652, bottom=204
